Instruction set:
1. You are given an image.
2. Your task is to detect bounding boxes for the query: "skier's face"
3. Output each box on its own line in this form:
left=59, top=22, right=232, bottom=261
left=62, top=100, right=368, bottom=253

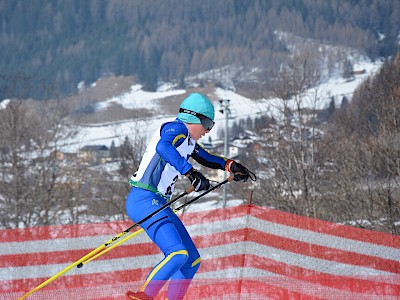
left=187, top=123, right=209, bottom=140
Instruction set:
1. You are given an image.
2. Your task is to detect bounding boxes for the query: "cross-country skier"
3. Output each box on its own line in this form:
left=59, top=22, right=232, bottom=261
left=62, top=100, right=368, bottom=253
left=125, top=93, right=251, bottom=300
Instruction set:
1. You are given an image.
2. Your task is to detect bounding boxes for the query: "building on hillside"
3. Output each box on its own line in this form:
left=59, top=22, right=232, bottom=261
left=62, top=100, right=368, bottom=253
left=200, top=139, right=223, bottom=151
left=50, top=150, right=77, bottom=161
left=78, top=145, right=111, bottom=164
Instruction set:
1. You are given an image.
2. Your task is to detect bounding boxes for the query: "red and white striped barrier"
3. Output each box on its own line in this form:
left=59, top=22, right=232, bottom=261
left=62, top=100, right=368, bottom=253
left=1, top=205, right=399, bottom=299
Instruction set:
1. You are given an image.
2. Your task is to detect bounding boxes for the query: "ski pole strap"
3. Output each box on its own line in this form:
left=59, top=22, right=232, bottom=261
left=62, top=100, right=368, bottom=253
left=248, top=170, right=257, bottom=181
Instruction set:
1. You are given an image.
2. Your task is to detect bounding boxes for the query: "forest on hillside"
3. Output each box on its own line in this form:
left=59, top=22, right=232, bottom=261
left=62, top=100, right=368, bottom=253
left=0, top=0, right=399, bottom=99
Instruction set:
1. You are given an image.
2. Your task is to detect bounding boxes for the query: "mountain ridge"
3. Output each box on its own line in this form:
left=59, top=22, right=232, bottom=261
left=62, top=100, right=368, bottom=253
left=1, top=0, right=398, bottom=100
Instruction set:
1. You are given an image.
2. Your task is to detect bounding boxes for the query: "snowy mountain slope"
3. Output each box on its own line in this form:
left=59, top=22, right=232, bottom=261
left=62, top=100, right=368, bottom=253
left=62, top=58, right=380, bottom=154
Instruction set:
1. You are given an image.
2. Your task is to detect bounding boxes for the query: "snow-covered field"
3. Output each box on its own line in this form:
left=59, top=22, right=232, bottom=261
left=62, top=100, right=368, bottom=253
left=62, top=58, right=380, bottom=153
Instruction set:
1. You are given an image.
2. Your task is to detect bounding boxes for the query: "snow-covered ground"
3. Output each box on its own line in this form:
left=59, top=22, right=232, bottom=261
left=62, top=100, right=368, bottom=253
left=61, top=58, right=380, bottom=153
left=96, top=83, right=186, bottom=112
left=0, top=98, right=10, bottom=109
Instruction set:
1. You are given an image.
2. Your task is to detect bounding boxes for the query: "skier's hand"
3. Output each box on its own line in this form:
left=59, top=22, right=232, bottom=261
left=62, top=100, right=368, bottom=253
left=225, top=160, right=250, bottom=182
left=186, top=168, right=210, bottom=192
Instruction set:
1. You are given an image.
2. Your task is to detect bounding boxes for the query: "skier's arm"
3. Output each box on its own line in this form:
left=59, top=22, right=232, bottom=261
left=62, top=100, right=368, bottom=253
left=192, top=143, right=251, bottom=181
left=191, top=143, right=228, bottom=170
left=155, top=122, right=193, bottom=175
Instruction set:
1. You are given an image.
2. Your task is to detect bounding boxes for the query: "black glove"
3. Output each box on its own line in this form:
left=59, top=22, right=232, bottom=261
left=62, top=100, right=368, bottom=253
left=186, top=168, right=210, bottom=192
left=226, top=160, right=250, bottom=182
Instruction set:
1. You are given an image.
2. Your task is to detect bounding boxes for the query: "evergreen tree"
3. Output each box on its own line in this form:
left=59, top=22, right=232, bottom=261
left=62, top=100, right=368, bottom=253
left=0, top=0, right=397, bottom=99
left=246, top=116, right=253, bottom=130
left=342, top=59, right=354, bottom=80
left=327, top=96, right=336, bottom=119
left=340, top=95, right=349, bottom=110
left=110, top=140, right=117, bottom=159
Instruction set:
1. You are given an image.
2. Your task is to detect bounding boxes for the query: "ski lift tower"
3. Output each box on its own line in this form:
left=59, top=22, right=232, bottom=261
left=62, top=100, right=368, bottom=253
left=219, top=99, right=231, bottom=207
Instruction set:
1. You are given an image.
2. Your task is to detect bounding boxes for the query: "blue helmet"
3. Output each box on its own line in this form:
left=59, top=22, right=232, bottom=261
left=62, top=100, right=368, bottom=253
left=177, top=93, right=215, bottom=124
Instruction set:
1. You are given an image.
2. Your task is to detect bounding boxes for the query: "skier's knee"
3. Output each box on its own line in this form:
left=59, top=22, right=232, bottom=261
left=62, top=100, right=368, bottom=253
left=168, top=249, right=189, bottom=268
left=181, top=256, right=201, bottom=278
left=191, top=256, right=201, bottom=275
left=191, top=256, right=201, bottom=271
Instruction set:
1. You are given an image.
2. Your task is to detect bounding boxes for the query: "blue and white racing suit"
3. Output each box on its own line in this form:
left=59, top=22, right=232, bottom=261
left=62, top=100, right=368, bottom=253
left=126, top=118, right=228, bottom=299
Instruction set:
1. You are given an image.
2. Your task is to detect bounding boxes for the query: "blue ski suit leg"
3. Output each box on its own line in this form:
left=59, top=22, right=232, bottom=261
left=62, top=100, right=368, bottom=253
left=126, top=187, right=201, bottom=299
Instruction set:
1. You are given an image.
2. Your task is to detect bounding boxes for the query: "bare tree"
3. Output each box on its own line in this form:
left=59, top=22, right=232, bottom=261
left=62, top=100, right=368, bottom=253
left=0, top=100, right=33, bottom=228
left=0, top=98, right=76, bottom=228
left=326, top=56, right=400, bottom=234
left=86, top=121, right=149, bottom=221
left=256, top=44, right=326, bottom=218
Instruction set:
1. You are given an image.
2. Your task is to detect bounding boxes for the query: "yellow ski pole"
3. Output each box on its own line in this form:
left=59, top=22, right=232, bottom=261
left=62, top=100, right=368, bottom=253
left=78, top=227, right=144, bottom=266
left=18, top=243, right=105, bottom=300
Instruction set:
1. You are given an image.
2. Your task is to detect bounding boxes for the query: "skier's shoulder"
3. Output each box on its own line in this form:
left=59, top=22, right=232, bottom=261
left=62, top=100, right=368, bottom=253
left=160, top=118, right=189, bottom=137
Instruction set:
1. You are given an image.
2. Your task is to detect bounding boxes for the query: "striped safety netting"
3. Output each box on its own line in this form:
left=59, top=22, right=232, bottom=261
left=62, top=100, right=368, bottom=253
left=1, top=205, right=399, bottom=299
